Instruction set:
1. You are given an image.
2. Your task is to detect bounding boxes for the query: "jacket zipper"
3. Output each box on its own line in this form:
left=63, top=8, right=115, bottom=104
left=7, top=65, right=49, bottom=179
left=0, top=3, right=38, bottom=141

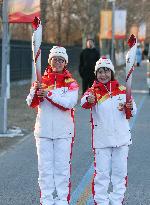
left=52, top=74, right=57, bottom=138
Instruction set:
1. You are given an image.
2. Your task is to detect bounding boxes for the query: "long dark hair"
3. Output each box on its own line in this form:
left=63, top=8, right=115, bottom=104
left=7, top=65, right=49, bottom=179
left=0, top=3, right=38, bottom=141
left=111, top=70, right=115, bottom=81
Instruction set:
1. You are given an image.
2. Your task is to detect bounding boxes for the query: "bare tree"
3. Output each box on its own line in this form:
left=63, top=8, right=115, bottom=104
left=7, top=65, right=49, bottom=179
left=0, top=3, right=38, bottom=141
left=74, top=0, right=100, bottom=47
left=5, top=0, right=150, bottom=44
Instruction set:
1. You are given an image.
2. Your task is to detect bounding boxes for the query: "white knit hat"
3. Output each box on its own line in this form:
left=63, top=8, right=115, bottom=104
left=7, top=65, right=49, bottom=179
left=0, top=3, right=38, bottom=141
left=48, top=46, right=68, bottom=64
left=95, top=56, right=115, bottom=73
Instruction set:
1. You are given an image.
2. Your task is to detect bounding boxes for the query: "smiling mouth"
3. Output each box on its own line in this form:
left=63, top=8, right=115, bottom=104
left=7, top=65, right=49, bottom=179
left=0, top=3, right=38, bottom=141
left=100, top=78, right=107, bottom=80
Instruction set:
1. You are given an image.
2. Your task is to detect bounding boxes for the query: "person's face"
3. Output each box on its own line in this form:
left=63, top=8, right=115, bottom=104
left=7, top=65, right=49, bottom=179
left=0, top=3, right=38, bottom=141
left=50, top=56, right=66, bottom=73
left=86, top=40, right=94, bottom=48
left=96, top=67, right=112, bottom=84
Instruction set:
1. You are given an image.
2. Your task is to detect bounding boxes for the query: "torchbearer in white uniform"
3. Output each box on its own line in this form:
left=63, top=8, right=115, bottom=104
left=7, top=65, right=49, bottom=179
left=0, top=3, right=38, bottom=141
left=26, top=46, right=79, bottom=205
left=81, top=56, right=137, bottom=205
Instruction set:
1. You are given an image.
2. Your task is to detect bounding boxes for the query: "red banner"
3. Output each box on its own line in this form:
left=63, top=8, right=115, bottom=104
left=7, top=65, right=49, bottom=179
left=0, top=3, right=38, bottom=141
left=100, top=10, right=112, bottom=39
left=8, top=0, right=40, bottom=23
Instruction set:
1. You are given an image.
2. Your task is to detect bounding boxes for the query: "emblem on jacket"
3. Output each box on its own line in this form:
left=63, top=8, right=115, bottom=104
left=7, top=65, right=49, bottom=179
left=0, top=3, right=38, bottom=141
left=117, top=96, right=123, bottom=101
left=62, top=87, right=68, bottom=94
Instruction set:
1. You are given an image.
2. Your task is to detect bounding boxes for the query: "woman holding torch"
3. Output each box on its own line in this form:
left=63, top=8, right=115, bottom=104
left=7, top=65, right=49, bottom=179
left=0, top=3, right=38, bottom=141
left=26, top=46, right=78, bottom=205
left=81, top=56, right=137, bottom=205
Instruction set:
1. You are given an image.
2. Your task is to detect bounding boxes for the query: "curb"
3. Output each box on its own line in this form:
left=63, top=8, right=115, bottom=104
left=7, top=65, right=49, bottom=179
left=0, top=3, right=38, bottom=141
left=0, top=132, right=33, bottom=158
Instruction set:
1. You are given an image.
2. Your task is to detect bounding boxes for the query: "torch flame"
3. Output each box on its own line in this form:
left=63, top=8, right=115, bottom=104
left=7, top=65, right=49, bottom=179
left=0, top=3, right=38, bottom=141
left=32, top=16, right=41, bottom=30
left=128, top=34, right=136, bottom=48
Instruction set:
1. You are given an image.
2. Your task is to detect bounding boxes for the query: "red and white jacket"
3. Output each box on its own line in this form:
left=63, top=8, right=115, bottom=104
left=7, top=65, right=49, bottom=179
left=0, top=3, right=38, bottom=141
left=81, top=80, right=137, bottom=148
left=26, top=66, right=79, bottom=139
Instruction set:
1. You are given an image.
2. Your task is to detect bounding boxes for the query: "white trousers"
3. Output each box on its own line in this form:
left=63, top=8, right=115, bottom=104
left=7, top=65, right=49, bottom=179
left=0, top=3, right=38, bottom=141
left=36, top=137, right=73, bottom=205
left=93, top=145, right=129, bottom=205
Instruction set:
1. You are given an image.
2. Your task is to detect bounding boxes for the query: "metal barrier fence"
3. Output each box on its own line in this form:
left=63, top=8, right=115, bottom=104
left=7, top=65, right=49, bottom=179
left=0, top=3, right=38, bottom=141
left=0, top=40, right=82, bottom=81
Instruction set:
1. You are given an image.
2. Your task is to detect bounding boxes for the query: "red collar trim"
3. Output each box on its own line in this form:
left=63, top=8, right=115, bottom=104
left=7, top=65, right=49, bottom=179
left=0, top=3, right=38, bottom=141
left=44, top=65, right=72, bottom=78
left=93, top=80, right=119, bottom=92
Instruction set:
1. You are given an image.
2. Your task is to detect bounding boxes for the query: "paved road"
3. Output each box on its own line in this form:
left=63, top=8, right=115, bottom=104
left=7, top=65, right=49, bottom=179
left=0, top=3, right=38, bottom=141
left=0, top=61, right=149, bottom=205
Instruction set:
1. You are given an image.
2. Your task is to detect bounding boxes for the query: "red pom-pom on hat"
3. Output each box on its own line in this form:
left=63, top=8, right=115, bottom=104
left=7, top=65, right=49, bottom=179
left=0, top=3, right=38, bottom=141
left=101, top=56, right=107, bottom=59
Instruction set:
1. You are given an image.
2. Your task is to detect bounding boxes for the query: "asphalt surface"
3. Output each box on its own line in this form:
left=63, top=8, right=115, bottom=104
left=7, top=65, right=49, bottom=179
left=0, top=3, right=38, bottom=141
left=0, top=61, right=149, bottom=205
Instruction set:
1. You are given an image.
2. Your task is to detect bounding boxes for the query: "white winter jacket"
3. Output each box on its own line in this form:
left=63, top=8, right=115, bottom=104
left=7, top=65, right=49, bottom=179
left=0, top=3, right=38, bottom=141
left=26, top=68, right=78, bottom=139
left=81, top=80, right=137, bottom=148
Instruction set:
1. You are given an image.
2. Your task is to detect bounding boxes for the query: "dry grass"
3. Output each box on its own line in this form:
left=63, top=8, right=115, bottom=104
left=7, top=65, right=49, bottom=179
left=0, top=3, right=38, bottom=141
left=7, top=82, right=36, bottom=133
left=0, top=81, right=36, bottom=153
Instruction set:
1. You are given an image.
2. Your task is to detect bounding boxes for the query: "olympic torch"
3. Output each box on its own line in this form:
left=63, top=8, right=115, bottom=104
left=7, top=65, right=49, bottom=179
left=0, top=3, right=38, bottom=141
left=125, top=34, right=137, bottom=119
left=32, top=16, right=42, bottom=83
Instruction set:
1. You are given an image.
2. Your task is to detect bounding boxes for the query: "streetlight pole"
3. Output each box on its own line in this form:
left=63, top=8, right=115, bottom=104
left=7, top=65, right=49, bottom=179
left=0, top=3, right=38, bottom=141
left=111, top=0, right=115, bottom=64
left=0, top=0, right=9, bottom=133
left=108, top=0, right=115, bottom=63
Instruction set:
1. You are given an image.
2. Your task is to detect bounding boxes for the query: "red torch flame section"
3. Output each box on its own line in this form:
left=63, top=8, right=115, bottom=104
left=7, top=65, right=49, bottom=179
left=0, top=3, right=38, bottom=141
left=32, top=16, right=41, bottom=30
left=128, top=34, right=136, bottom=48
